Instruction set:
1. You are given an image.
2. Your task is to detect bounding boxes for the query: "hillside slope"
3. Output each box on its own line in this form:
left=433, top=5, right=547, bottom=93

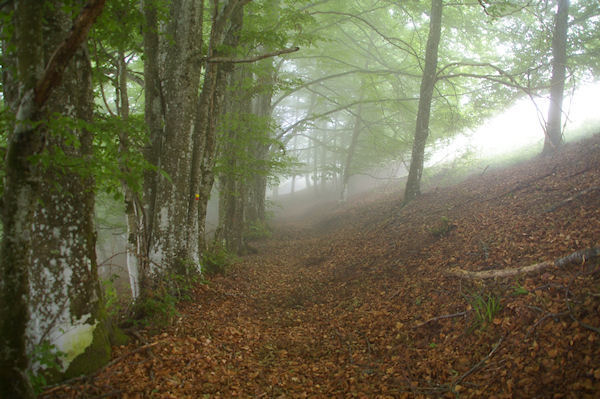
left=44, top=135, right=600, bottom=398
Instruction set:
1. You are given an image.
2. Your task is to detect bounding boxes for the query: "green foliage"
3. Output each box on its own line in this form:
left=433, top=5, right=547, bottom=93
left=102, top=274, right=121, bottom=318
left=467, top=291, right=502, bottom=328
left=511, top=283, right=529, bottom=296
left=27, top=341, right=66, bottom=395
left=93, top=113, right=156, bottom=199
left=215, top=112, right=292, bottom=180
left=245, top=219, right=272, bottom=240
left=201, top=246, right=237, bottom=277
left=132, top=292, right=178, bottom=329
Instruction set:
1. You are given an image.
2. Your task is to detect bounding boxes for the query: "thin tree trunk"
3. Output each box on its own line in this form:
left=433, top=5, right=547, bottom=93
left=543, top=0, right=570, bottom=154
left=340, top=98, right=364, bottom=203
left=404, top=0, right=443, bottom=203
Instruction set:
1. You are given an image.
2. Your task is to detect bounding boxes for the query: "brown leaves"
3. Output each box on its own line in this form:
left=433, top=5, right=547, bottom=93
left=43, top=136, right=600, bottom=398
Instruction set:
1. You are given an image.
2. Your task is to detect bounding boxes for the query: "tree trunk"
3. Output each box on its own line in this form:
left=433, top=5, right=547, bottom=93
left=1, top=0, right=107, bottom=395
left=116, top=47, right=144, bottom=299
left=141, top=0, right=165, bottom=296
left=0, top=5, right=44, bottom=396
left=543, top=0, right=570, bottom=155
left=190, top=1, right=245, bottom=254
left=340, top=94, right=364, bottom=203
left=143, top=0, right=204, bottom=277
left=404, top=0, right=443, bottom=203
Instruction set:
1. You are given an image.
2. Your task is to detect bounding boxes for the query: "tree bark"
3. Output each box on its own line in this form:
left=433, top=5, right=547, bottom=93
left=403, top=0, right=443, bottom=203
left=143, top=0, right=204, bottom=277
left=190, top=0, right=245, bottom=254
left=543, top=0, right=570, bottom=154
left=1, top=0, right=107, bottom=395
left=340, top=92, right=364, bottom=203
left=447, top=247, right=600, bottom=279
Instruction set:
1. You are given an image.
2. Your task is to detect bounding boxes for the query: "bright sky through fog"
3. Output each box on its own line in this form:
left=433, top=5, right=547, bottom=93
left=473, top=82, right=600, bottom=157
left=429, top=81, right=600, bottom=164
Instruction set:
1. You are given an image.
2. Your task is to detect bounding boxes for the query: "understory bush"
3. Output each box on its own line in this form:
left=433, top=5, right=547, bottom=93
left=201, top=246, right=236, bottom=276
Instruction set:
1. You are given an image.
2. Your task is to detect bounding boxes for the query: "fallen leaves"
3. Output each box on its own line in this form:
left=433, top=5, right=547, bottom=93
left=42, top=135, right=600, bottom=398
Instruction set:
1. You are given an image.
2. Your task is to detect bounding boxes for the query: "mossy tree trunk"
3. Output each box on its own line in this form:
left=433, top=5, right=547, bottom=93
left=191, top=0, right=246, bottom=253
left=0, top=0, right=107, bottom=396
left=142, top=0, right=205, bottom=281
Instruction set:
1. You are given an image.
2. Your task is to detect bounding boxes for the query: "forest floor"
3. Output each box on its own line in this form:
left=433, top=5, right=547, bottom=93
left=44, top=135, right=600, bottom=398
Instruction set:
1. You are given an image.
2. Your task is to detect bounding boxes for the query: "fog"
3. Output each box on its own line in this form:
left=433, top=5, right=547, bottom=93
left=274, top=81, right=600, bottom=199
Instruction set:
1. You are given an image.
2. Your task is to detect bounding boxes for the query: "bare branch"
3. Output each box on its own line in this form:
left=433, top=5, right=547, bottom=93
left=447, top=247, right=600, bottom=279
left=204, top=46, right=299, bottom=64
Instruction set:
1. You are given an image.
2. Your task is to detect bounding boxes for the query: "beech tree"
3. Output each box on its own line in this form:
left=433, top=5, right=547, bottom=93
left=543, top=0, right=570, bottom=154
left=0, top=1, right=108, bottom=396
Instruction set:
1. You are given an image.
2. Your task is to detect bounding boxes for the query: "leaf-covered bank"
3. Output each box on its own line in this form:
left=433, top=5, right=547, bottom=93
left=42, top=135, right=600, bottom=398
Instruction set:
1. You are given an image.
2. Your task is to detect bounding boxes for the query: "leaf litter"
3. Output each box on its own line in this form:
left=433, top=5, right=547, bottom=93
left=43, top=135, right=600, bottom=398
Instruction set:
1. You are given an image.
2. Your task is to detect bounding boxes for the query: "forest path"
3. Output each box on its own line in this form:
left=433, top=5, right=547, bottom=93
left=45, top=135, right=600, bottom=398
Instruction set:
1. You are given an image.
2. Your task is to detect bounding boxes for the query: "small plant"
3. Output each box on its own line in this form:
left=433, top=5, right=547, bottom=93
left=469, top=292, right=502, bottom=327
left=245, top=220, right=272, bottom=240
left=511, top=283, right=529, bottom=296
left=128, top=260, right=201, bottom=330
left=201, top=246, right=236, bottom=277
left=28, top=341, right=66, bottom=394
left=430, top=216, right=455, bottom=237
left=131, top=291, right=178, bottom=329
left=102, top=274, right=121, bottom=318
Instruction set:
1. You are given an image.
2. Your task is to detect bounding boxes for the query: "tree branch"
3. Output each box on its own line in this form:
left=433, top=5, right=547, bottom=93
left=34, top=0, right=107, bottom=107
left=447, top=247, right=600, bottom=279
left=204, top=46, right=299, bottom=64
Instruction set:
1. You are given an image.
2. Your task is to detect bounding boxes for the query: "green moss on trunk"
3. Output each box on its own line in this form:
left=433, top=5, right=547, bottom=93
left=63, top=321, right=111, bottom=379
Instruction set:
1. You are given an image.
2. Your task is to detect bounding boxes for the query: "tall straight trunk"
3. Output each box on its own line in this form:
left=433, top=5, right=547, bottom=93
left=404, top=0, right=443, bottom=203
left=141, top=0, right=164, bottom=295
left=0, top=3, right=44, bottom=395
left=340, top=98, right=364, bottom=203
left=246, top=59, right=276, bottom=222
left=28, top=0, right=110, bottom=380
left=543, top=0, right=570, bottom=154
left=117, top=48, right=144, bottom=299
left=143, top=0, right=204, bottom=277
left=1, top=0, right=107, bottom=395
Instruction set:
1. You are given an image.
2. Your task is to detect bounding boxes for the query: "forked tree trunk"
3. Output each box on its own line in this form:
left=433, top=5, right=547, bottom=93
left=191, top=1, right=245, bottom=253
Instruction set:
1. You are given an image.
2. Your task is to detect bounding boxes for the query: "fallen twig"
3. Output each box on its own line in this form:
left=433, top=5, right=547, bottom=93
left=414, top=311, right=468, bottom=328
left=526, top=311, right=570, bottom=338
left=544, top=186, right=600, bottom=213
left=446, top=247, right=600, bottom=279
left=452, top=335, right=504, bottom=389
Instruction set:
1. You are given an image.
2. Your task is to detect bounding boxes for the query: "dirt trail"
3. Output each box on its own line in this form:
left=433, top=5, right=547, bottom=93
left=45, top=136, right=600, bottom=398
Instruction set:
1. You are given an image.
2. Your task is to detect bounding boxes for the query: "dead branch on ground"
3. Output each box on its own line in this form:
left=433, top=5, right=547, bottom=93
left=414, top=311, right=468, bottom=328
left=452, top=335, right=504, bottom=389
left=544, top=186, right=600, bottom=213
left=446, top=247, right=600, bottom=279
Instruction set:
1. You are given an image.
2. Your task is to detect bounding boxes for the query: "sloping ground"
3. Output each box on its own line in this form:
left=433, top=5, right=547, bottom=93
left=44, top=135, right=600, bottom=398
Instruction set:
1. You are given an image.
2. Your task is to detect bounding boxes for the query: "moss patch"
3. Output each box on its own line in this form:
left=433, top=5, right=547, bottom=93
left=108, top=325, right=130, bottom=347
left=63, top=320, right=111, bottom=379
